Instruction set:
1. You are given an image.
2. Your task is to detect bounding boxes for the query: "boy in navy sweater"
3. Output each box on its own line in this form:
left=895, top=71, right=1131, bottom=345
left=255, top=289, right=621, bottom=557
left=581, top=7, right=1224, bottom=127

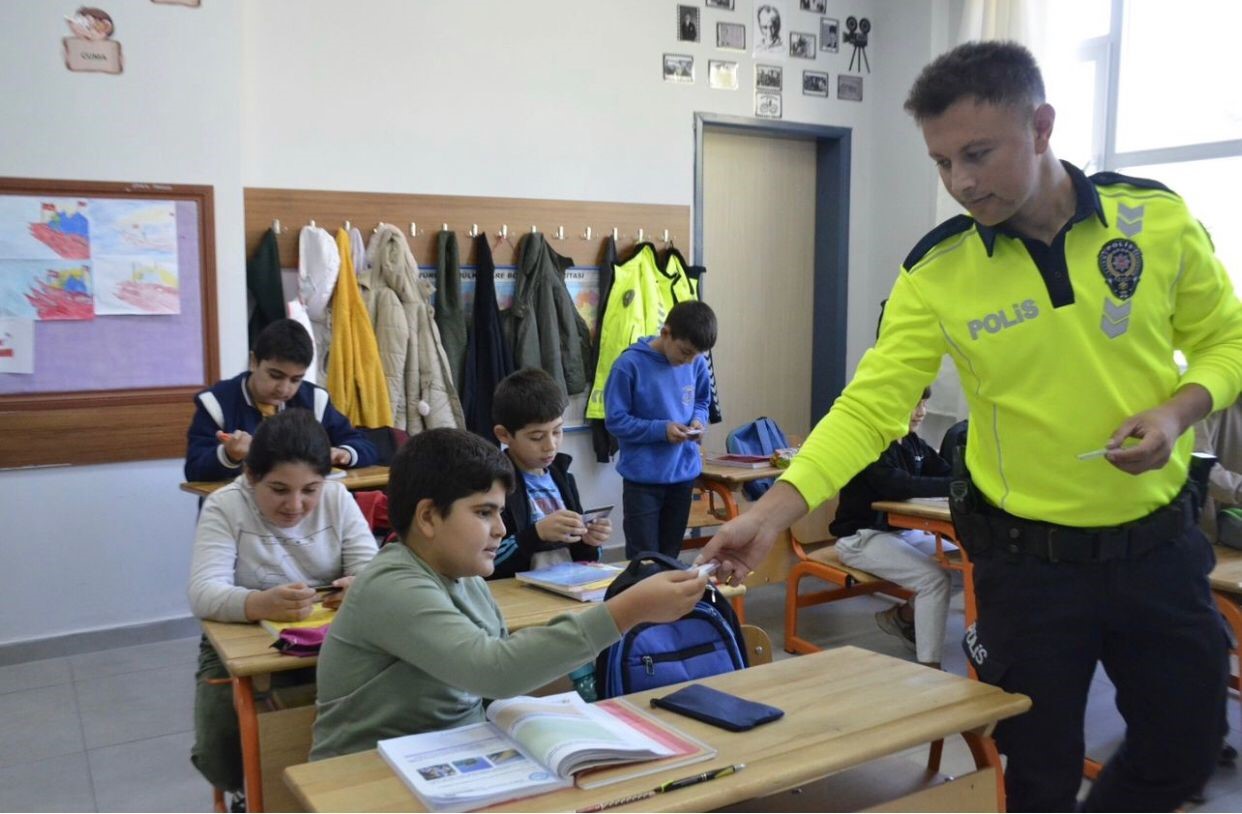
left=185, top=319, right=377, bottom=482
left=605, top=301, right=716, bottom=558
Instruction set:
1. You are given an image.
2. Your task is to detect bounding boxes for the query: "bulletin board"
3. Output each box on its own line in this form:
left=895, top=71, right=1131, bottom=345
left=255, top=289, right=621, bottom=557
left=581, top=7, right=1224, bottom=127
left=0, top=178, right=218, bottom=468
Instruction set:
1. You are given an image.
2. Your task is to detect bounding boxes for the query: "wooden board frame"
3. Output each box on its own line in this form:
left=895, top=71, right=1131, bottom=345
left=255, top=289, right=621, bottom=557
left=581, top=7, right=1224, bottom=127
left=0, top=178, right=218, bottom=468
left=244, top=188, right=690, bottom=271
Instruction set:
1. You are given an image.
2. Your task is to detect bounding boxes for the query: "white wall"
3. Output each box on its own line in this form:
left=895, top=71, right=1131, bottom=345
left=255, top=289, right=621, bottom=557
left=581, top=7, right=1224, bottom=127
left=0, top=0, right=949, bottom=647
left=0, top=0, right=244, bottom=646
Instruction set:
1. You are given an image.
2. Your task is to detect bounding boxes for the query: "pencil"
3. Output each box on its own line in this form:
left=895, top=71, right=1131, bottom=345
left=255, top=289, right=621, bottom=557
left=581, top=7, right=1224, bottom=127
left=576, top=763, right=744, bottom=812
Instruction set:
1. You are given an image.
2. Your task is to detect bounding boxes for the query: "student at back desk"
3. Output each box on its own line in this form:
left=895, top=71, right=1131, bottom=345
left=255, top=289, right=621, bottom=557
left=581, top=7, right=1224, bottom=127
left=831, top=387, right=955, bottom=668
left=187, top=409, right=378, bottom=811
left=185, top=318, right=378, bottom=482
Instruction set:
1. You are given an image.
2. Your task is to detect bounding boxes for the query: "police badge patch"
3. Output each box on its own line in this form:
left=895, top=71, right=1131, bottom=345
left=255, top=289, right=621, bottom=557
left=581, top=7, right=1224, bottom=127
left=1097, top=239, right=1144, bottom=300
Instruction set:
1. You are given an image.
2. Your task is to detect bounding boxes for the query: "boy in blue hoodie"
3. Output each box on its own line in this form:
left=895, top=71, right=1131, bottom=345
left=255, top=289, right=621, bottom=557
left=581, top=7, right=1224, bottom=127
left=605, top=301, right=716, bottom=558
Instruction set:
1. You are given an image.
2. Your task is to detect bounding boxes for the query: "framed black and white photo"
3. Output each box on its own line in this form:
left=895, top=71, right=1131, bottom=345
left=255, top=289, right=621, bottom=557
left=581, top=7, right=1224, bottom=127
left=705, top=0, right=735, bottom=9
left=838, top=73, right=863, bottom=101
left=754, top=1, right=785, bottom=57
left=799, top=0, right=827, bottom=12
left=663, top=53, right=695, bottom=84
left=709, top=60, right=739, bottom=90
left=755, top=92, right=782, bottom=119
left=717, top=21, right=745, bottom=51
left=755, top=63, right=782, bottom=91
left=802, top=70, right=829, bottom=97
left=789, top=31, right=816, bottom=59
left=820, top=17, right=839, bottom=52
left=677, top=5, right=700, bottom=42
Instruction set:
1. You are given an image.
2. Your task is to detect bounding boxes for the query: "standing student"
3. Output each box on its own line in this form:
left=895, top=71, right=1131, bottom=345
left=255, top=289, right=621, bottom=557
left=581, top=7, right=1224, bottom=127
left=187, top=409, right=377, bottom=809
left=605, top=301, right=716, bottom=559
left=831, top=387, right=954, bottom=668
left=185, top=318, right=378, bottom=482
left=490, top=368, right=611, bottom=579
left=308, top=428, right=707, bottom=759
left=697, top=41, right=1242, bottom=811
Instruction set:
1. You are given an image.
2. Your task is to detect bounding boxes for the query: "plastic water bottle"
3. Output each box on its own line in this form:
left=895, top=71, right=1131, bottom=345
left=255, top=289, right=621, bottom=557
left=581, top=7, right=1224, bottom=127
left=569, top=663, right=597, bottom=702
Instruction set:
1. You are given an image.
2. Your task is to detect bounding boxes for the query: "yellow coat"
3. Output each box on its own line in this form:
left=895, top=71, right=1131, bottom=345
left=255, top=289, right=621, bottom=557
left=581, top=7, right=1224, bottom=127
left=327, top=228, right=392, bottom=428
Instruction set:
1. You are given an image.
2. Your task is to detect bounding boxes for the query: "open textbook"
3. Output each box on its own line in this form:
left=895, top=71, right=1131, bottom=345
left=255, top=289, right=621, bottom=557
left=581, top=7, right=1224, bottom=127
left=377, top=693, right=714, bottom=811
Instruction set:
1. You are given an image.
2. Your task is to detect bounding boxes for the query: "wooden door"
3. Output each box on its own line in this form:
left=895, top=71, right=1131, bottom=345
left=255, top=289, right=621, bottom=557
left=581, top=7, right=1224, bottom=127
left=701, top=129, right=818, bottom=440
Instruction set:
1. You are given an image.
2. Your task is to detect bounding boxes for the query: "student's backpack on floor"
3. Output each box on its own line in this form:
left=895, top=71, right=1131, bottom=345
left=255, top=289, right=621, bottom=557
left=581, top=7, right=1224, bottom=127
left=726, top=417, right=789, bottom=501
left=594, top=552, right=748, bottom=699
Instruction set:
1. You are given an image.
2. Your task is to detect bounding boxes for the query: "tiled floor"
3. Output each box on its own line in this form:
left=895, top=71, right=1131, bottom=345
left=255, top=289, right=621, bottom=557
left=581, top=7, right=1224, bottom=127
left=1, top=584, right=1239, bottom=812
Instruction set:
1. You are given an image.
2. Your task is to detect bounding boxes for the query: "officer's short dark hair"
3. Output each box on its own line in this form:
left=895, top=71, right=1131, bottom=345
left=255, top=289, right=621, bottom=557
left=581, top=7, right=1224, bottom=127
left=493, top=368, right=567, bottom=433
left=388, top=428, right=514, bottom=539
left=904, top=41, right=1045, bottom=122
left=245, top=408, right=331, bottom=479
left=252, top=319, right=314, bottom=367
left=664, top=301, right=718, bottom=352
left=920, top=386, right=932, bottom=400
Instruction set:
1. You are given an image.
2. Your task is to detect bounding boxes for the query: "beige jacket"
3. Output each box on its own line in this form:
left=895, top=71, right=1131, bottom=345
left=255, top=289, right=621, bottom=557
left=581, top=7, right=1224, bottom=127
left=361, top=225, right=463, bottom=434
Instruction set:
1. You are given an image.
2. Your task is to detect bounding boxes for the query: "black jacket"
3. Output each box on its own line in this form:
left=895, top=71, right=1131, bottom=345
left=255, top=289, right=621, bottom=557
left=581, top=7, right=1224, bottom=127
left=829, top=433, right=951, bottom=539
left=491, top=451, right=601, bottom=579
left=462, top=234, right=514, bottom=444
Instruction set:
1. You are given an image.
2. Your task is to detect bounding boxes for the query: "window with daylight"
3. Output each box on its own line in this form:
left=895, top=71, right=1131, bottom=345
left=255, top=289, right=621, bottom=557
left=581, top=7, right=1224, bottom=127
left=1033, top=0, right=1242, bottom=286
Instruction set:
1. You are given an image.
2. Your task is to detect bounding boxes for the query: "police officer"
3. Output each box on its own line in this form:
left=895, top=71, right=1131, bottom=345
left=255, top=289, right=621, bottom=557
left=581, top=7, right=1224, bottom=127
left=698, top=41, right=1242, bottom=811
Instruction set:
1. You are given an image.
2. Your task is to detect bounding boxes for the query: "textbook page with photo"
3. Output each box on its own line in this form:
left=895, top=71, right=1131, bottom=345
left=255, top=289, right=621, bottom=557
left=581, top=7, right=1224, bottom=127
left=377, top=693, right=715, bottom=811
left=514, top=561, right=623, bottom=602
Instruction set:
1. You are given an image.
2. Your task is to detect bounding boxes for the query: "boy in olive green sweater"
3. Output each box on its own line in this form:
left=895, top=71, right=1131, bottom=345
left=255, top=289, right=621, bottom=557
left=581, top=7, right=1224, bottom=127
left=310, top=428, right=707, bottom=759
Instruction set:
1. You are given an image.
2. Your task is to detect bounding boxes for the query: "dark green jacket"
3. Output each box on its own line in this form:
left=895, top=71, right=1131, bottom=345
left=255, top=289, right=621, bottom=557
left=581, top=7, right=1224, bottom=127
left=508, top=233, right=590, bottom=396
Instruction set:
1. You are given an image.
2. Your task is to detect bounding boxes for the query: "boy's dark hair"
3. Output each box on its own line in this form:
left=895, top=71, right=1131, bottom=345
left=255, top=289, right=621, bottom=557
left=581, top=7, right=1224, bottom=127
left=493, top=368, right=568, bottom=433
left=388, top=428, right=515, bottom=539
left=664, top=301, right=718, bottom=351
left=904, top=41, right=1045, bottom=122
left=245, top=408, right=331, bottom=479
left=252, top=319, right=314, bottom=367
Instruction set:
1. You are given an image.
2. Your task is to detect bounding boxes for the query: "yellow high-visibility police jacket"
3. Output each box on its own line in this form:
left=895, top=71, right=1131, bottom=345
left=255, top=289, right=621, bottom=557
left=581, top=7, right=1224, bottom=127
left=782, top=162, right=1242, bottom=527
left=586, top=244, right=698, bottom=420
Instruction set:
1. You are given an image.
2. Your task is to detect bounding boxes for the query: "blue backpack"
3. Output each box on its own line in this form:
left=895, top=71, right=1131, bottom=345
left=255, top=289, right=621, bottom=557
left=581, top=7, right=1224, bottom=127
left=595, top=552, right=748, bottom=699
left=726, top=417, right=789, bottom=500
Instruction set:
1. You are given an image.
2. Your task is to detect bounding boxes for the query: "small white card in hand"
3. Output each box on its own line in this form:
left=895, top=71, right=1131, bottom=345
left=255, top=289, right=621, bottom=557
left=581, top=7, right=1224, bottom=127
left=695, top=562, right=719, bottom=577
left=1077, top=448, right=1108, bottom=461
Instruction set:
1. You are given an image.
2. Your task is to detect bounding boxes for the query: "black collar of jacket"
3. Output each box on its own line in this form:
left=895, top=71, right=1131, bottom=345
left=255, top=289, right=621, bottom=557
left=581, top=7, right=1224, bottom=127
left=504, top=451, right=580, bottom=524
left=975, top=160, right=1109, bottom=257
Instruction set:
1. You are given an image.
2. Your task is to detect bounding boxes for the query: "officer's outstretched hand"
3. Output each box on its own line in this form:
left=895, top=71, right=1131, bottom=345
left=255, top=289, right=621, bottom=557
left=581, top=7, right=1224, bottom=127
left=1106, top=404, right=1187, bottom=475
left=693, top=513, right=773, bottom=586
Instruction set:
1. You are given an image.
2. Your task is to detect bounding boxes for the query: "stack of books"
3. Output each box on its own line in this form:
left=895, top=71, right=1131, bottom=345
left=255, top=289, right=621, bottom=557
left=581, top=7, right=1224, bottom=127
left=515, top=562, right=623, bottom=602
left=705, top=453, right=772, bottom=469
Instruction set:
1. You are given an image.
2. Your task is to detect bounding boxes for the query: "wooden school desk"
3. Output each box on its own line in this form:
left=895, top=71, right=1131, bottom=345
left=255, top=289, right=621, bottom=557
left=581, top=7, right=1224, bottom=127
left=283, top=646, right=1031, bottom=813
left=203, top=574, right=746, bottom=812
left=695, top=460, right=785, bottom=523
left=180, top=465, right=390, bottom=497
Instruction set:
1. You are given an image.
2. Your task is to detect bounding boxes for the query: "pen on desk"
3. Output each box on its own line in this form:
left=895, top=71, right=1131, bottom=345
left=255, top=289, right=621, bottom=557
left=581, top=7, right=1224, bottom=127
left=575, top=763, right=744, bottom=813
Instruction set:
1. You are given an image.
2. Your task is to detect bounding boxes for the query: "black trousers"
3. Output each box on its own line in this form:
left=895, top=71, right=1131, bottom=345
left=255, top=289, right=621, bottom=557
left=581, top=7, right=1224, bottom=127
left=966, top=527, right=1227, bottom=812
left=622, top=479, right=694, bottom=560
